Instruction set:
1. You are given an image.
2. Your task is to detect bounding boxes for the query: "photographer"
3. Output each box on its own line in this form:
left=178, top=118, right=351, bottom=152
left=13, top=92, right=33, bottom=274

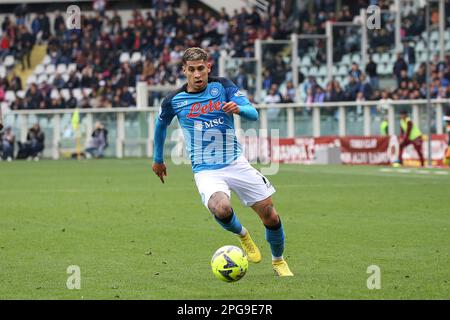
left=17, top=124, right=45, bottom=160
left=1, top=126, right=15, bottom=161
left=85, top=121, right=108, bottom=158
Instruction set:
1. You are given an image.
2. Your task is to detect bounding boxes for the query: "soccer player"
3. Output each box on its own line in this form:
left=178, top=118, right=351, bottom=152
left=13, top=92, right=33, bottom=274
left=152, top=47, right=293, bottom=276
left=398, top=110, right=424, bottom=167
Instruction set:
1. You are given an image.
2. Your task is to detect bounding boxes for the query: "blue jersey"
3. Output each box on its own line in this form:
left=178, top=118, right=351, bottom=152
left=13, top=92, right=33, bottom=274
left=154, top=77, right=258, bottom=173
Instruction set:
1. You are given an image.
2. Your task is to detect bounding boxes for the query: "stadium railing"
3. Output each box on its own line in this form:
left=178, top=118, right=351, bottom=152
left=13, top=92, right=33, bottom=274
left=3, top=99, right=448, bottom=160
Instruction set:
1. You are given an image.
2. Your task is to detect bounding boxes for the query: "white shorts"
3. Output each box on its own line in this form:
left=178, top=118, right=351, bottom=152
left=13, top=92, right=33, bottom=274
left=194, top=155, right=276, bottom=208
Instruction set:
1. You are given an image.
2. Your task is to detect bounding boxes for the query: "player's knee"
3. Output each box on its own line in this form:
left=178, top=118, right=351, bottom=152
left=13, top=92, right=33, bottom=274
left=210, top=202, right=232, bottom=220
left=261, top=204, right=279, bottom=226
left=214, top=203, right=233, bottom=220
left=208, top=192, right=232, bottom=219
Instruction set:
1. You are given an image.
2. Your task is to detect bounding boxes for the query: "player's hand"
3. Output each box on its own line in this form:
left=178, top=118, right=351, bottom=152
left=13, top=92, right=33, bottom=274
left=152, top=163, right=167, bottom=184
left=222, top=102, right=240, bottom=115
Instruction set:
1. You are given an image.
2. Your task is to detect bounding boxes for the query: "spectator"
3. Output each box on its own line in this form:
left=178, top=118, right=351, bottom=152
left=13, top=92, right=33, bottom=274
left=262, top=70, right=273, bottom=91
left=412, top=63, right=427, bottom=86
left=119, top=86, right=135, bottom=107
left=234, top=66, right=249, bottom=92
left=305, top=87, right=315, bottom=104
left=17, top=124, right=45, bottom=160
left=0, top=84, right=5, bottom=102
left=246, top=6, right=261, bottom=27
left=359, top=74, right=373, bottom=100
left=365, top=55, right=379, bottom=90
left=65, top=70, right=81, bottom=90
left=65, top=90, right=78, bottom=109
left=314, top=86, right=325, bottom=103
left=302, top=76, right=317, bottom=101
left=52, top=73, right=65, bottom=90
left=333, top=81, right=346, bottom=101
left=39, top=13, right=51, bottom=40
left=54, top=11, right=65, bottom=36
left=283, top=81, right=296, bottom=103
left=344, top=76, right=360, bottom=101
left=393, top=53, right=408, bottom=87
left=217, top=17, right=229, bottom=44
left=264, top=84, right=282, bottom=119
left=0, top=33, right=11, bottom=60
left=25, top=84, right=44, bottom=109
left=85, top=121, right=108, bottom=158
left=93, top=0, right=107, bottom=17
left=18, top=25, right=33, bottom=71
left=2, top=2, right=445, bottom=112
left=14, top=4, right=28, bottom=26
left=0, top=126, right=15, bottom=161
left=404, top=41, right=416, bottom=78
left=349, top=62, right=362, bottom=81
left=31, top=14, right=42, bottom=42
left=9, top=72, right=22, bottom=91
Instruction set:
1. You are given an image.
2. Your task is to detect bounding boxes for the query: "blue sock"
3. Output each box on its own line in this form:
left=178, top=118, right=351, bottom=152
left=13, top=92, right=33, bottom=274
left=214, top=209, right=243, bottom=235
left=265, top=219, right=285, bottom=259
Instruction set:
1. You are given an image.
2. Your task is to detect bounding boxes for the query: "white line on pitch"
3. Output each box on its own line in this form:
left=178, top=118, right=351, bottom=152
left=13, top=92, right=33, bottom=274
left=378, top=168, right=449, bottom=176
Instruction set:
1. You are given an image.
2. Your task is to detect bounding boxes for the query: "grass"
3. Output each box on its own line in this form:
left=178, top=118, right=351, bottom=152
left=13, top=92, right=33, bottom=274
left=0, top=159, right=449, bottom=299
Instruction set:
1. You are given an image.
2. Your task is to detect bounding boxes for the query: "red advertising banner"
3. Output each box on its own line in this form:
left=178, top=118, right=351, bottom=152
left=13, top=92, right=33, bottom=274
left=270, top=137, right=339, bottom=164
left=258, top=134, right=448, bottom=165
left=339, top=136, right=397, bottom=165
left=240, top=134, right=449, bottom=166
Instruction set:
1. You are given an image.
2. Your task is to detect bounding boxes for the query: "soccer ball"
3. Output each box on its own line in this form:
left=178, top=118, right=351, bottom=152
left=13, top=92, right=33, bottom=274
left=211, top=245, right=248, bottom=282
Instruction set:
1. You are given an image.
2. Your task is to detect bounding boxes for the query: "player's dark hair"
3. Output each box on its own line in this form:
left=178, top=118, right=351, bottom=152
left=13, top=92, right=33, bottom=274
left=182, top=47, right=208, bottom=65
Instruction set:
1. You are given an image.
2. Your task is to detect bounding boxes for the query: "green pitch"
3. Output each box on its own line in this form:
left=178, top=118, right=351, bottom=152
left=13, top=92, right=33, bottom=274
left=0, top=159, right=449, bottom=299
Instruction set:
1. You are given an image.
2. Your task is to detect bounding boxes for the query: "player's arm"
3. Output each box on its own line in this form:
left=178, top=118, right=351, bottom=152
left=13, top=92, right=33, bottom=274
left=153, top=118, right=168, bottom=183
left=152, top=98, right=175, bottom=184
left=222, top=102, right=258, bottom=121
left=221, top=78, right=258, bottom=121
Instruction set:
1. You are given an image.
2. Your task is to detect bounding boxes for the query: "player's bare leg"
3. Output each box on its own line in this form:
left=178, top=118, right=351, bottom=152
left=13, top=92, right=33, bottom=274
left=251, top=197, right=293, bottom=276
left=208, top=192, right=233, bottom=220
left=208, top=192, right=261, bottom=263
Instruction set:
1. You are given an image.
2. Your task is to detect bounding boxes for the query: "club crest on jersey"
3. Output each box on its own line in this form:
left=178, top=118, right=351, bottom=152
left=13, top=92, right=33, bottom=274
left=186, top=100, right=223, bottom=119
left=210, top=86, right=220, bottom=97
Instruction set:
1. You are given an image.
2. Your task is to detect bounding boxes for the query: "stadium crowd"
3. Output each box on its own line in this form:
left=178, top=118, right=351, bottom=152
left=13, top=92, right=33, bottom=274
left=0, top=0, right=449, bottom=111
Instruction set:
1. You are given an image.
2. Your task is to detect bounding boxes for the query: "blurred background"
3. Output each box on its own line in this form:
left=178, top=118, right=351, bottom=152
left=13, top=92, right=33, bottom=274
left=0, top=0, right=448, bottom=165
